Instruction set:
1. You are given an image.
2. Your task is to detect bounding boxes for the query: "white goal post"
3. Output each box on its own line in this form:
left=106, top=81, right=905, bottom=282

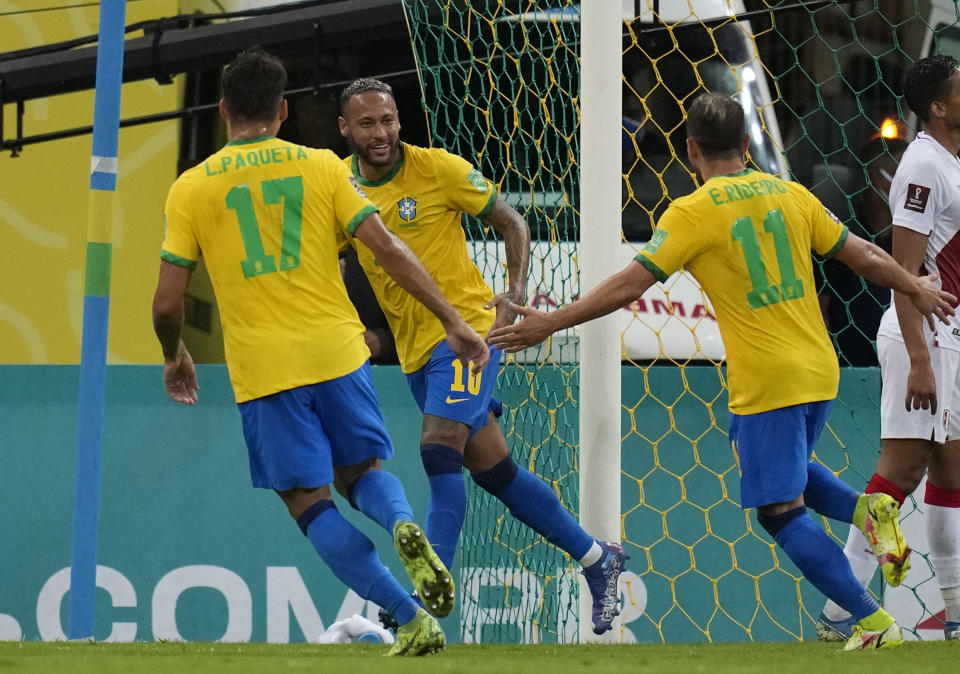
left=578, top=0, right=625, bottom=643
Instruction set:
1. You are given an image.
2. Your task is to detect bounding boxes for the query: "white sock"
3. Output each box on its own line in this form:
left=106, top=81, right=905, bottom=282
left=927, top=503, right=960, bottom=623
left=579, top=541, right=604, bottom=568
left=943, top=587, right=960, bottom=624
left=822, top=525, right=878, bottom=622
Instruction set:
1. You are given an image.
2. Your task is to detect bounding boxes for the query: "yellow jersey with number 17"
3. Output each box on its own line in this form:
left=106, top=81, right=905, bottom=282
left=161, top=136, right=378, bottom=403
left=346, top=143, right=499, bottom=373
left=637, top=169, right=848, bottom=415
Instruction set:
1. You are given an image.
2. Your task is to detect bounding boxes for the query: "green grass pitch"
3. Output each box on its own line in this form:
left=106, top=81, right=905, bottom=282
left=2, top=641, right=957, bottom=673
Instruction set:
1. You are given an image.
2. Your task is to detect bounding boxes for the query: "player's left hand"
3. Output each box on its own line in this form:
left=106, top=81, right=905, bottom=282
left=486, top=303, right=554, bottom=352
left=905, top=359, right=938, bottom=414
left=163, top=341, right=199, bottom=405
left=485, top=291, right=525, bottom=334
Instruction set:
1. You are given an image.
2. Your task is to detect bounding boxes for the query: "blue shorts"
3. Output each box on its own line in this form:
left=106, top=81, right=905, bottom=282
left=406, top=341, right=503, bottom=432
left=238, top=362, right=393, bottom=490
left=728, top=400, right=833, bottom=509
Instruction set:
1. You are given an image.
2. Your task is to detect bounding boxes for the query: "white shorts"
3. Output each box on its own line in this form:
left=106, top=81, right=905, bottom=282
left=878, top=335, right=960, bottom=442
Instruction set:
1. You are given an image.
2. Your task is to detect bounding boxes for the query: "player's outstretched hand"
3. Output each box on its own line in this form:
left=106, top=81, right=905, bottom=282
left=164, top=341, right=199, bottom=405
left=486, top=303, right=554, bottom=353
left=445, top=320, right=490, bottom=375
left=910, top=272, right=956, bottom=330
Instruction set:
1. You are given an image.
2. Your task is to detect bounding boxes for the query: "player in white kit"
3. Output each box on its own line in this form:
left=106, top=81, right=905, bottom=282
left=819, top=54, right=960, bottom=642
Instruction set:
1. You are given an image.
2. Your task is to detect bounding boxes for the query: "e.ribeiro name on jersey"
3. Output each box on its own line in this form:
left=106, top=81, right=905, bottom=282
left=877, top=131, right=960, bottom=352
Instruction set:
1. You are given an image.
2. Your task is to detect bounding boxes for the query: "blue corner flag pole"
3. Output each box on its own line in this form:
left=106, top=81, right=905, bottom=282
left=68, top=0, right=127, bottom=641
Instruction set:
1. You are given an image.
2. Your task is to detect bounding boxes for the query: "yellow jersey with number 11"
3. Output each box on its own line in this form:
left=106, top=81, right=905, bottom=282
left=637, top=169, right=848, bottom=415
left=161, top=136, right=377, bottom=403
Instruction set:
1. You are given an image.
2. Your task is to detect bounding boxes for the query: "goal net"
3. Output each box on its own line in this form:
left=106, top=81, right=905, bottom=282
left=402, top=0, right=955, bottom=643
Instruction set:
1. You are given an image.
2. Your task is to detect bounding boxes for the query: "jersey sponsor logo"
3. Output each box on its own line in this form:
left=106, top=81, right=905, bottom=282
left=445, top=395, right=470, bottom=404
left=904, top=183, right=931, bottom=213
left=645, top=229, right=668, bottom=254
left=466, top=168, right=489, bottom=192
left=398, top=196, right=417, bottom=221
left=348, top=176, right=368, bottom=199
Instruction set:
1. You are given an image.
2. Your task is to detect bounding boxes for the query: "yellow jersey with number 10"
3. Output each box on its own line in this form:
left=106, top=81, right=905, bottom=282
left=346, top=143, right=499, bottom=373
left=161, top=136, right=377, bottom=403
left=637, top=169, right=848, bottom=415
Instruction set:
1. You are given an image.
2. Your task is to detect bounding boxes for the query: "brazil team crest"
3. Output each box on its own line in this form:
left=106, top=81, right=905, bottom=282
left=398, top=196, right=417, bottom=221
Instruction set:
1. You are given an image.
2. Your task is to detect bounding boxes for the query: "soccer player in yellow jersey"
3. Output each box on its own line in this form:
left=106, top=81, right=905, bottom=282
left=151, top=48, right=491, bottom=656
left=489, top=93, right=957, bottom=651
left=338, top=78, right=627, bottom=635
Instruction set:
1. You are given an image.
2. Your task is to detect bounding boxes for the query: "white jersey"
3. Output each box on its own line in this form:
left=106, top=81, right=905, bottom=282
left=877, top=131, right=960, bottom=352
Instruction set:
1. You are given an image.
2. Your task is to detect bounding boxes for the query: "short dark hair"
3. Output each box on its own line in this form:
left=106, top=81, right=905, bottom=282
left=339, top=78, right=394, bottom=116
left=221, top=46, right=287, bottom=122
left=902, top=54, right=960, bottom=123
left=685, top=93, right=745, bottom=159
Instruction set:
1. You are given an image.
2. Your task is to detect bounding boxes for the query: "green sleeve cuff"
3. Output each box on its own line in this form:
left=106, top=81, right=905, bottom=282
left=475, top=184, right=499, bottom=219
left=823, top=225, right=849, bottom=259
left=346, top=204, right=379, bottom=235
left=635, top=254, right=669, bottom=283
left=160, top=249, right=197, bottom=270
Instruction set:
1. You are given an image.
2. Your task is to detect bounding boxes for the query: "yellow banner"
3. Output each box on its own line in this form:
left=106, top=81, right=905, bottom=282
left=0, top=1, right=181, bottom=364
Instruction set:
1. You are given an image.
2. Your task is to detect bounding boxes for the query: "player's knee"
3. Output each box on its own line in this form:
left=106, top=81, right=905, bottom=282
left=898, top=467, right=926, bottom=494
left=420, top=443, right=464, bottom=475
left=332, top=459, right=381, bottom=509
left=295, top=499, right=336, bottom=536
left=756, top=505, right=806, bottom=540
left=421, top=415, right=470, bottom=450
left=463, top=423, right=509, bottom=473
left=471, top=455, right=518, bottom=496
left=421, top=429, right=467, bottom=451
left=928, top=452, right=960, bottom=490
left=463, top=444, right=509, bottom=474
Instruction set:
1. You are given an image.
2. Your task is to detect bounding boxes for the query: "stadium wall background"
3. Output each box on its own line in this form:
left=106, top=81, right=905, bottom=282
left=0, top=364, right=880, bottom=644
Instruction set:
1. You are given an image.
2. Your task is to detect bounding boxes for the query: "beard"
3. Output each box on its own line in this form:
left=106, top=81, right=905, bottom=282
left=348, top=134, right=399, bottom=169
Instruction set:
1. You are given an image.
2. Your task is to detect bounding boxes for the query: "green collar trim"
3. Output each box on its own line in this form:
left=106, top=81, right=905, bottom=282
left=708, top=167, right=755, bottom=180
left=352, top=143, right=405, bottom=187
left=225, top=135, right=273, bottom=146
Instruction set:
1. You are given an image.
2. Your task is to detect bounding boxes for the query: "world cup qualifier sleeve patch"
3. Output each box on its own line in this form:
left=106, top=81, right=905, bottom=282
left=904, top=183, right=931, bottom=213
left=348, top=176, right=368, bottom=198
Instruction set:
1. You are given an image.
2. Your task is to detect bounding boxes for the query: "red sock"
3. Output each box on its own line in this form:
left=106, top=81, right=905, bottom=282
left=865, top=473, right=908, bottom=506
left=924, top=481, right=960, bottom=507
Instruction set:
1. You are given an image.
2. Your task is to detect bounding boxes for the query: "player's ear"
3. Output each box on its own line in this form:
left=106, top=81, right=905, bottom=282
left=218, top=99, right=229, bottom=120
left=742, top=133, right=751, bottom=155
left=278, top=99, right=288, bottom=123
left=338, top=116, right=349, bottom=138
left=931, top=100, right=946, bottom=120
left=685, top=136, right=699, bottom=164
